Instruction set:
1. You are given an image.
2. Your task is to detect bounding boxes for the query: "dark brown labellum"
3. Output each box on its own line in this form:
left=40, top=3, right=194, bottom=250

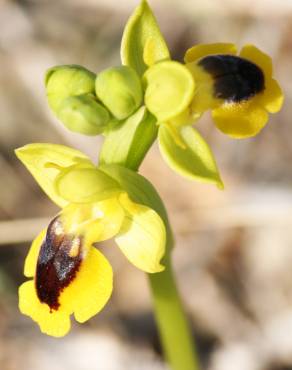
left=35, top=216, right=82, bottom=311
left=198, top=54, right=265, bottom=102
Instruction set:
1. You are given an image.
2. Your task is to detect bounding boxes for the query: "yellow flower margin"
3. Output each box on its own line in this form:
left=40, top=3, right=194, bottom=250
left=185, top=43, right=284, bottom=138
left=16, top=143, right=166, bottom=337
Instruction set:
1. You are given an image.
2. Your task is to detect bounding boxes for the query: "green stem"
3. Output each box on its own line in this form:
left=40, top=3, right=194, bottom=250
left=149, top=235, right=200, bottom=370
left=100, top=117, right=200, bottom=369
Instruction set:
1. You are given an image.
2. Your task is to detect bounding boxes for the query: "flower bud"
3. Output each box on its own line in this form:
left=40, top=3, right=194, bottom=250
left=57, top=94, right=110, bottom=136
left=45, top=65, right=96, bottom=113
left=95, top=66, right=142, bottom=120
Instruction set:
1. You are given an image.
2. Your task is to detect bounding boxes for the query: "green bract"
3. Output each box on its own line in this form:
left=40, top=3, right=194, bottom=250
left=143, top=61, right=195, bottom=122
left=99, top=106, right=157, bottom=171
left=95, top=66, right=142, bottom=120
left=58, top=94, right=110, bottom=135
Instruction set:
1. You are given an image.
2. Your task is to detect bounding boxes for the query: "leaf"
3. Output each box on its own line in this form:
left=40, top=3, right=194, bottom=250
left=121, top=0, right=170, bottom=76
left=99, top=106, right=157, bottom=171
left=15, top=143, right=93, bottom=207
left=158, top=125, right=224, bottom=188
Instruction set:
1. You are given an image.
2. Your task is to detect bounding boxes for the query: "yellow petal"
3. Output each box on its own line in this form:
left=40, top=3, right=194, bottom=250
left=60, top=247, right=113, bottom=323
left=60, top=198, right=125, bottom=244
left=240, top=44, right=272, bottom=78
left=83, top=198, right=125, bottom=244
left=15, top=143, right=93, bottom=208
left=212, top=99, right=269, bottom=138
left=184, top=43, right=237, bottom=63
left=115, top=194, right=166, bottom=273
left=261, top=78, right=284, bottom=113
left=24, top=229, right=46, bottom=278
left=19, top=281, right=71, bottom=337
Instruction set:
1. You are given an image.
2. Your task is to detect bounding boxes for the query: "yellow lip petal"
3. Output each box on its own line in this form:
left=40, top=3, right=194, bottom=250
left=212, top=99, right=269, bottom=138
left=20, top=246, right=113, bottom=336
left=60, top=247, right=113, bottom=324
left=184, top=43, right=237, bottom=63
left=115, top=194, right=166, bottom=274
left=261, top=78, right=284, bottom=113
left=240, top=44, right=273, bottom=78
left=19, top=281, right=71, bottom=337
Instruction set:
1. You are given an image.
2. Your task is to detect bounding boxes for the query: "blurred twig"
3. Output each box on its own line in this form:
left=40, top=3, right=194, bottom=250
left=0, top=217, right=49, bottom=245
left=1, top=197, right=292, bottom=245
left=176, top=203, right=292, bottom=233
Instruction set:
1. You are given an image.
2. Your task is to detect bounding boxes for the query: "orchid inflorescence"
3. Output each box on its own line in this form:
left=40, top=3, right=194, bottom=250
left=16, top=0, right=283, bottom=338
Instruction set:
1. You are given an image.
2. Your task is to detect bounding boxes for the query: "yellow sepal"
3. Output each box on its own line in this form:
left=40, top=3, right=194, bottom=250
left=15, top=143, right=93, bottom=208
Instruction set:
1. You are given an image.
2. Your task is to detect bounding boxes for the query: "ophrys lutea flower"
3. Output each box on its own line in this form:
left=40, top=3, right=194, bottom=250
left=185, top=43, right=284, bottom=138
left=144, top=43, right=283, bottom=140
left=16, top=143, right=166, bottom=337
left=140, top=42, right=283, bottom=188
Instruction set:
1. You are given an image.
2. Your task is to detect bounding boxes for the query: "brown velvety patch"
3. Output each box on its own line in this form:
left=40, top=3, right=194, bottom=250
left=198, top=54, right=265, bottom=102
left=35, top=216, right=82, bottom=311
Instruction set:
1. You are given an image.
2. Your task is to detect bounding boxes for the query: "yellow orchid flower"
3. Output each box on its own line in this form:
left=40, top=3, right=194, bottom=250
left=185, top=43, right=284, bottom=138
left=15, top=143, right=166, bottom=337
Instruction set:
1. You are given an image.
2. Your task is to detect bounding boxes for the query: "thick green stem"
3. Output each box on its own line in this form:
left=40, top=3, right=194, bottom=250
left=149, top=235, right=200, bottom=370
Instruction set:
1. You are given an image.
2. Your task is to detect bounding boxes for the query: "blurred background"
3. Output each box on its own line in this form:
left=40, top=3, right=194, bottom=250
left=1, top=0, right=292, bottom=369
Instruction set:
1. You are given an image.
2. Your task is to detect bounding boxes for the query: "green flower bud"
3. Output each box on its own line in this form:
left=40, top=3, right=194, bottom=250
left=57, top=94, right=110, bottom=136
left=45, top=65, right=96, bottom=113
left=95, top=66, right=142, bottom=120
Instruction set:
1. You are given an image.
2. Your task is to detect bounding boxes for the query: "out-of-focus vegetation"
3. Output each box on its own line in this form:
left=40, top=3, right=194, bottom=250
left=1, top=0, right=292, bottom=369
